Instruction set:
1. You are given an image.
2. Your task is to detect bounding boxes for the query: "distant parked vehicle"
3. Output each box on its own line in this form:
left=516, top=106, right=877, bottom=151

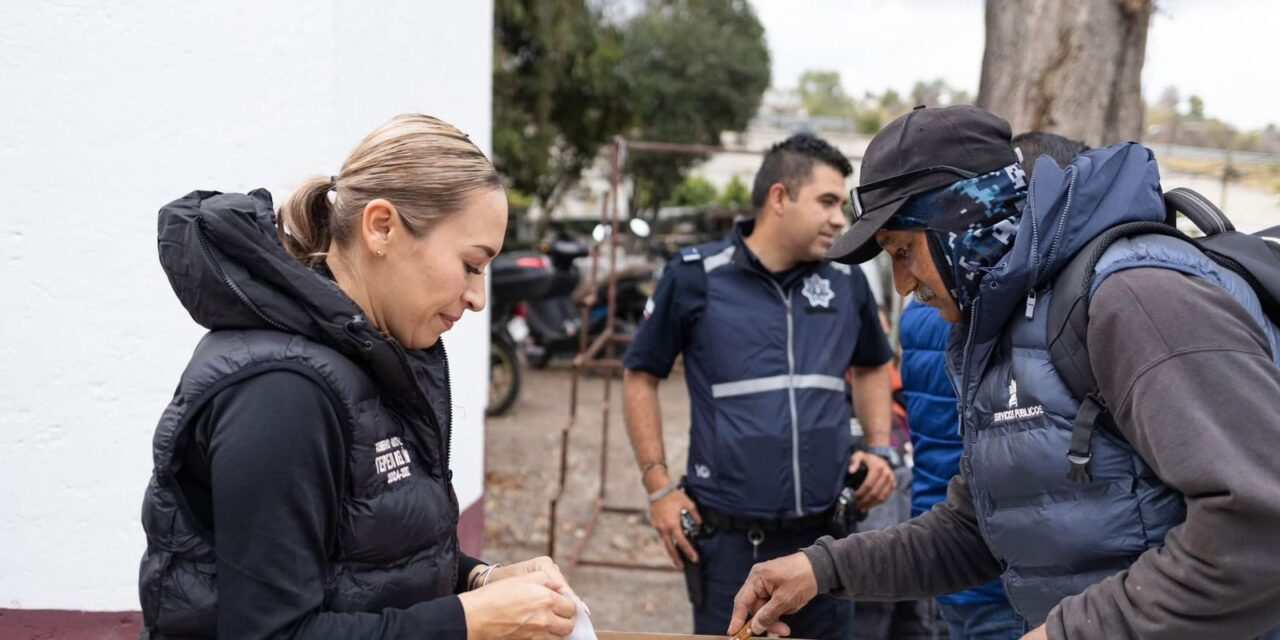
left=487, top=251, right=554, bottom=416
left=521, top=238, right=591, bottom=369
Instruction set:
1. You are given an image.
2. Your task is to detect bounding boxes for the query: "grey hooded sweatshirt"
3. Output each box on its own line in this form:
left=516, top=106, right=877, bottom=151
left=804, top=267, right=1280, bottom=639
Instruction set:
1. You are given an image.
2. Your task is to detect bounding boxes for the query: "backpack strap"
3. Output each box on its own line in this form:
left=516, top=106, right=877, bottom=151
left=1167, top=188, right=1280, bottom=324
left=1165, top=187, right=1235, bottom=234
left=1050, top=189, right=1279, bottom=483
left=1047, top=221, right=1191, bottom=483
left=1196, top=228, right=1280, bottom=326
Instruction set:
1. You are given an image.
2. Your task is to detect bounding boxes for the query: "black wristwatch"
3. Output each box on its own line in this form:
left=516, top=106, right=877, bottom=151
left=865, top=445, right=902, bottom=468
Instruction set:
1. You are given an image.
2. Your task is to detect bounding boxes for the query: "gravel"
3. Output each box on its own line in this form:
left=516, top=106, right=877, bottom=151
left=484, top=363, right=698, bottom=635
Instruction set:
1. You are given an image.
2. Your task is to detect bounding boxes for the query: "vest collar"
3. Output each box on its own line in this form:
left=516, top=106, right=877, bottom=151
left=730, top=218, right=823, bottom=289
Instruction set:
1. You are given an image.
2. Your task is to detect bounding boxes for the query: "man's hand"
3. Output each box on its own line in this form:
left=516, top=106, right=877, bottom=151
left=850, top=451, right=896, bottom=511
left=648, top=489, right=701, bottom=568
left=1019, top=625, right=1047, bottom=640
left=727, top=552, right=819, bottom=637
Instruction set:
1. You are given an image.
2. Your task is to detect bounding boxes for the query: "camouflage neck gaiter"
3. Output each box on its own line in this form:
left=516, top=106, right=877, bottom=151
left=884, top=163, right=1028, bottom=312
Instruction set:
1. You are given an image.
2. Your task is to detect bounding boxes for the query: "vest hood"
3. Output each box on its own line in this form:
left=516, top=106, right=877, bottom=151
left=158, top=189, right=363, bottom=343
left=970, top=143, right=1167, bottom=344
left=157, top=189, right=440, bottom=400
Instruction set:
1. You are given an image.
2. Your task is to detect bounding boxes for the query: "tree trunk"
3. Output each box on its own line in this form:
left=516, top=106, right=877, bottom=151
left=977, top=0, right=1154, bottom=148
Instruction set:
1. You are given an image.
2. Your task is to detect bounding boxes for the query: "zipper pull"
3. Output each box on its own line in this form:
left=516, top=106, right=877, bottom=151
left=1024, top=290, right=1038, bottom=320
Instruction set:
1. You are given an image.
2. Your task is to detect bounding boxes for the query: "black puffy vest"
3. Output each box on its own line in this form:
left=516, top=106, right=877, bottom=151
left=140, top=189, right=460, bottom=637
left=138, top=328, right=460, bottom=636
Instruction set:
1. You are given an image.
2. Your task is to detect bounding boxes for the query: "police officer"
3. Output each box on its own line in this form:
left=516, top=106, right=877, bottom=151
left=622, top=133, right=897, bottom=639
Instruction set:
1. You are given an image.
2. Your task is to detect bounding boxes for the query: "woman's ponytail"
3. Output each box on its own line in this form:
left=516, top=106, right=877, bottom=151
left=278, top=175, right=338, bottom=267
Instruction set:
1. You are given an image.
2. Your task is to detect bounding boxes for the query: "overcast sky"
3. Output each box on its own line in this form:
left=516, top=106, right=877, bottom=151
left=751, top=0, right=1278, bottom=131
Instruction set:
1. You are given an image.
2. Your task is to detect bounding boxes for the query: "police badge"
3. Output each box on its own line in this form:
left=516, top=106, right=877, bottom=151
left=801, top=273, right=835, bottom=308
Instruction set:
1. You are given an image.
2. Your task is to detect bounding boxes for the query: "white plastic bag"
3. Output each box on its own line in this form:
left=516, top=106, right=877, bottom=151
left=566, top=601, right=598, bottom=640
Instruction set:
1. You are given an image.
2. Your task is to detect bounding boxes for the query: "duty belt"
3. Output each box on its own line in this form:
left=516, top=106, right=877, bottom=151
left=698, top=505, right=830, bottom=533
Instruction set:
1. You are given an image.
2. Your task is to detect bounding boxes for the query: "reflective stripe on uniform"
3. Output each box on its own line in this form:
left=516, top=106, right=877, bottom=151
left=711, top=373, right=847, bottom=399
left=703, top=246, right=736, bottom=273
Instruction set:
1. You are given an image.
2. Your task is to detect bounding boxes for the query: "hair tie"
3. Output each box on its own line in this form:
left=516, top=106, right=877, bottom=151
left=328, top=175, right=338, bottom=191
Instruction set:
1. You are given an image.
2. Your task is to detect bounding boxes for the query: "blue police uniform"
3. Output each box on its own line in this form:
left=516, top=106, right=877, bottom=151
left=625, top=219, right=892, bottom=639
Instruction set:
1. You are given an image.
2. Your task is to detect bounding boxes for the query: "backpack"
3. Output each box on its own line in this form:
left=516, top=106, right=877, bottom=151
left=1046, top=187, right=1280, bottom=482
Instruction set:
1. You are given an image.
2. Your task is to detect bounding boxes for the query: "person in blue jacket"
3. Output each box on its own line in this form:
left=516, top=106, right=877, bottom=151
left=623, top=133, right=898, bottom=639
left=899, top=133, right=1087, bottom=640
left=901, top=301, right=1021, bottom=639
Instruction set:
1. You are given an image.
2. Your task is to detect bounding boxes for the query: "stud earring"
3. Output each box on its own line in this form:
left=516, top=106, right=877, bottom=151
left=376, top=249, right=385, bottom=256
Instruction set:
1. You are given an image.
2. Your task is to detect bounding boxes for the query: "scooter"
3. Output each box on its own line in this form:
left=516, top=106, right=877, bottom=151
left=582, top=265, right=655, bottom=339
left=521, top=238, right=591, bottom=369
left=487, top=251, right=554, bottom=416
left=582, top=218, right=659, bottom=340
left=522, top=231, right=660, bottom=368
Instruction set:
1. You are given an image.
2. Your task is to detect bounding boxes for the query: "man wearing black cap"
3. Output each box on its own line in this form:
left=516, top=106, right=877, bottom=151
left=728, top=106, right=1280, bottom=640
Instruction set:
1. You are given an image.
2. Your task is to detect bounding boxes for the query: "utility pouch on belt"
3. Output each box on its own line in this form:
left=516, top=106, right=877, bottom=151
left=828, top=465, right=869, bottom=538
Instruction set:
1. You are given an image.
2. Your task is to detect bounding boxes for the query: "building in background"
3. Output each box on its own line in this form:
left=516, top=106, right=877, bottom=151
left=0, top=2, right=493, bottom=634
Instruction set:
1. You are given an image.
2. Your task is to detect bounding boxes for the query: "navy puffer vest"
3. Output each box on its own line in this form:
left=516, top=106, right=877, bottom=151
left=951, top=144, right=1280, bottom=624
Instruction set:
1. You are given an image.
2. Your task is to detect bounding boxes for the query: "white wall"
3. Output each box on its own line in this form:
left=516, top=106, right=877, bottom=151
left=0, top=0, right=493, bottom=611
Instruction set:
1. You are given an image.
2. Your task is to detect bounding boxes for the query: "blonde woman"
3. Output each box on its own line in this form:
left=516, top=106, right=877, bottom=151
left=140, top=115, right=580, bottom=639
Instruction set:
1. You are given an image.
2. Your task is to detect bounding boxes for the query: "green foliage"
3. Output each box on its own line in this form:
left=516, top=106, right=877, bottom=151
left=1187, top=95, right=1205, bottom=120
left=902, top=78, right=970, bottom=109
left=505, top=188, right=534, bottom=211
left=799, top=70, right=855, bottom=118
left=493, top=0, right=769, bottom=220
left=855, top=111, right=883, bottom=134
left=492, top=0, right=631, bottom=214
left=910, top=79, right=947, bottom=107
left=879, top=89, right=903, bottom=113
left=1236, top=131, right=1261, bottom=153
left=667, top=175, right=719, bottom=207
left=719, top=175, right=751, bottom=207
left=830, top=79, right=972, bottom=136
left=619, top=0, right=771, bottom=216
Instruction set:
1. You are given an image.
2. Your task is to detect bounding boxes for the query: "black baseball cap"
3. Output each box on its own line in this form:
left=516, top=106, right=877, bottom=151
left=828, top=105, right=1017, bottom=264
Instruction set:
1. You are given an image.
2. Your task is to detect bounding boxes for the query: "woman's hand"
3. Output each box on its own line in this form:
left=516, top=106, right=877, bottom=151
left=458, top=570, right=577, bottom=640
left=490, top=556, right=587, bottom=613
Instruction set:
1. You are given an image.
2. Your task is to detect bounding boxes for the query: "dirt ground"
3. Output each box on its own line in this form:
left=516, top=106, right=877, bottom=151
left=484, top=362, right=698, bottom=635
